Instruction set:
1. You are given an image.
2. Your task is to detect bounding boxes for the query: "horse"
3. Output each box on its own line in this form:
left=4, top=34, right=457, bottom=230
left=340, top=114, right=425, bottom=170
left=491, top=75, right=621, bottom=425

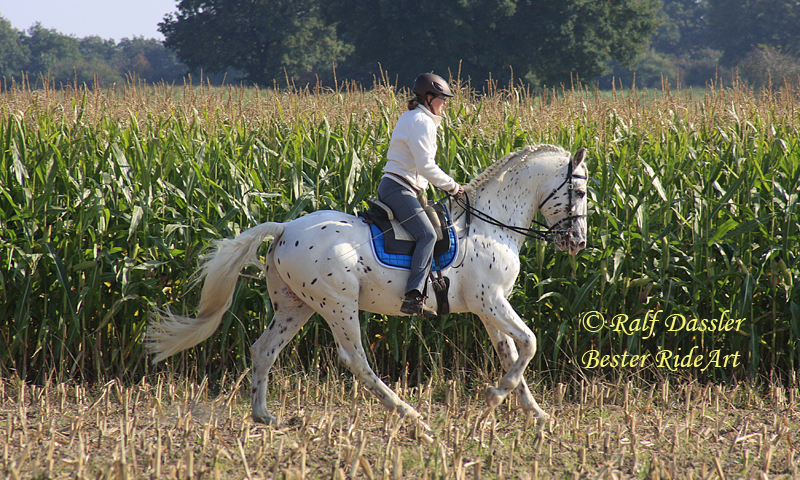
left=146, top=144, right=588, bottom=427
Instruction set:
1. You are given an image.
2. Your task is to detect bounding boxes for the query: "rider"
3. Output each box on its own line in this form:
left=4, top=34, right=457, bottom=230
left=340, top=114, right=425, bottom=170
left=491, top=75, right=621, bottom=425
left=378, top=73, right=465, bottom=317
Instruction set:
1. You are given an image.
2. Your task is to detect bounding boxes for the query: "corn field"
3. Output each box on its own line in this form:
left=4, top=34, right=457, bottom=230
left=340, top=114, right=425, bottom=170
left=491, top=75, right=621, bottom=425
left=1, top=76, right=798, bottom=387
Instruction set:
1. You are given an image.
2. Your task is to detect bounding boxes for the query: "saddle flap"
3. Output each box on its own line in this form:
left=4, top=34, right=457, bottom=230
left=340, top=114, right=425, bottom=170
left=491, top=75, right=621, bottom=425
left=424, top=205, right=445, bottom=241
left=366, top=201, right=458, bottom=272
left=366, top=198, right=394, bottom=221
left=392, top=204, right=446, bottom=243
left=390, top=219, right=415, bottom=242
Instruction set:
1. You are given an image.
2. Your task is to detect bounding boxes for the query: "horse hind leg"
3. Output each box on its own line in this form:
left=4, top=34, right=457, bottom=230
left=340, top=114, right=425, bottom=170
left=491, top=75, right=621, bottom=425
left=322, top=303, right=427, bottom=427
left=250, top=282, right=315, bottom=425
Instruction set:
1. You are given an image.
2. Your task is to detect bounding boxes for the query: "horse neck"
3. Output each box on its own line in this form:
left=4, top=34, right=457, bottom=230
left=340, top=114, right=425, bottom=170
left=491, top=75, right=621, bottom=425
left=461, top=159, right=553, bottom=248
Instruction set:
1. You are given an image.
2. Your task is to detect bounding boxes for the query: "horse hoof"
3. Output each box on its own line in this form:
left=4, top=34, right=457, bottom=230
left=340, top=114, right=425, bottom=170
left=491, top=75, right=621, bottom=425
left=252, top=413, right=278, bottom=425
left=484, top=386, right=505, bottom=409
left=416, top=419, right=432, bottom=432
left=535, top=413, right=550, bottom=429
left=539, top=411, right=551, bottom=421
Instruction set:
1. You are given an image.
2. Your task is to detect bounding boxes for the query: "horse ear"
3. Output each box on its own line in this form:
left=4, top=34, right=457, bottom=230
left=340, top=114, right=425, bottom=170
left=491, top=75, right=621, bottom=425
left=572, top=148, right=587, bottom=168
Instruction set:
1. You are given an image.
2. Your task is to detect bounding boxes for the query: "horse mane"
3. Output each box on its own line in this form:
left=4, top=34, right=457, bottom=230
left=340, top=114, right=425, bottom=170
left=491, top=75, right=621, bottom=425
left=464, top=144, right=567, bottom=194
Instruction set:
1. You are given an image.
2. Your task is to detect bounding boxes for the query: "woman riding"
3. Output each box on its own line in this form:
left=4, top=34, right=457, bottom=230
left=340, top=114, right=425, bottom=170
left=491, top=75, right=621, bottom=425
left=378, top=73, right=465, bottom=317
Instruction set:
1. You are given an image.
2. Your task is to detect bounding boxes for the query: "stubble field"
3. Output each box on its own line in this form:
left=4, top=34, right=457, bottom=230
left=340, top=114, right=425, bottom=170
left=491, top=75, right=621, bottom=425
left=2, top=372, right=798, bottom=479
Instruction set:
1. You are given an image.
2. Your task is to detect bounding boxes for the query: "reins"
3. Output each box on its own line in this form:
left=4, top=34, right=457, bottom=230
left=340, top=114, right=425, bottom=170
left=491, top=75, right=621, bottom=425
left=451, top=158, right=587, bottom=242
left=453, top=195, right=555, bottom=241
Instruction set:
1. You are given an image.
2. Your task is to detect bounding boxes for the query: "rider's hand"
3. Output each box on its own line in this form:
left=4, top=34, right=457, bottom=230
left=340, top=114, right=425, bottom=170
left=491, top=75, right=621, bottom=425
left=453, top=185, right=465, bottom=201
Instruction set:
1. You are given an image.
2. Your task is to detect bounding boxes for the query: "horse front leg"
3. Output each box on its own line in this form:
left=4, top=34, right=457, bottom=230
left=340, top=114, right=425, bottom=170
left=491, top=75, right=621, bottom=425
left=477, top=296, right=547, bottom=420
left=481, top=321, right=550, bottom=423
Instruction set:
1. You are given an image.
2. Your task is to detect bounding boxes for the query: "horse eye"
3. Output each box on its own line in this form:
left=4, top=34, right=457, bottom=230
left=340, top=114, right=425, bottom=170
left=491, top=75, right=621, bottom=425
left=576, top=190, right=586, bottom=198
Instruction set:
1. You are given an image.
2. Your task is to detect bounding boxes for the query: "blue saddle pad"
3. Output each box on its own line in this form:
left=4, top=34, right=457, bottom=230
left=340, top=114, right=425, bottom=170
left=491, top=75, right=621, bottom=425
left=369, top=213, right=458, bottom=272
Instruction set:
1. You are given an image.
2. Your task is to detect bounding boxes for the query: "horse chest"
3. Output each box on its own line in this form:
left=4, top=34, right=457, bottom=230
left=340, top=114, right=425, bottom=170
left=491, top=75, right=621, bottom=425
left=464, top=235, right=521, bottom=284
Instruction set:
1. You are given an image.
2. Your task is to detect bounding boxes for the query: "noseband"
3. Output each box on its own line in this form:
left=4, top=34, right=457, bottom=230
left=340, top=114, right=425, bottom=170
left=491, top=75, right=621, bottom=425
left=455, top=160, right=587, bottom=242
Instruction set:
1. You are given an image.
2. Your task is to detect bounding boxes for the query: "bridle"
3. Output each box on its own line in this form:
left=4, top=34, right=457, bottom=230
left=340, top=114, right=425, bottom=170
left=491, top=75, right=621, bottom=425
left=536, top=157, right=588, bottom=235
left=453, top=159, right=587, bottom=242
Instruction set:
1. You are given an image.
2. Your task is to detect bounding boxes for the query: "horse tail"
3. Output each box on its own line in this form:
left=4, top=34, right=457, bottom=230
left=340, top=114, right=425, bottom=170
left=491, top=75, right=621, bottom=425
left=146, top=221, right=285, bottom=363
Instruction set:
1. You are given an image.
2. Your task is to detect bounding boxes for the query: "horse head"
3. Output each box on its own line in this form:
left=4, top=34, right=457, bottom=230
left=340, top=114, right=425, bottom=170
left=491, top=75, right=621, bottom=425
left=538, top=148, right=588, bottom=255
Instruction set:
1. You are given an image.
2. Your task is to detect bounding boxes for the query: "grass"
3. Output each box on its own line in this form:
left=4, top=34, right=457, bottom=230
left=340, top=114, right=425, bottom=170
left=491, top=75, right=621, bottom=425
left=0, top=74, right=799, bottom=387
left=2, top=371, right=800, bottom=479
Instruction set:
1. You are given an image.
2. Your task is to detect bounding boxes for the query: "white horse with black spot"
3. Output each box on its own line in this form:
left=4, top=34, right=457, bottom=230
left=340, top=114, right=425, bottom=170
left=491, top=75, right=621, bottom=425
left=147, top=144, right=588, bottom=427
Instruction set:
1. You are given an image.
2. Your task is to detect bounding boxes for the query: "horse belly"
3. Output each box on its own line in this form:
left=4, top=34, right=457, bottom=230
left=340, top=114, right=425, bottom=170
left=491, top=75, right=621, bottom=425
left=356, top=260, right=408, bottom=315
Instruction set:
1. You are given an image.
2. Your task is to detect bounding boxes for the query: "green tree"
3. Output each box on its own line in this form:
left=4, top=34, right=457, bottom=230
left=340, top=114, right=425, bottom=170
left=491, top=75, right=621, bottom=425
left=19, top=23, right=84, bottom=85
left=77, top=36, right=124, bottom=85
left=0, top=16, right=28, bottom=80
left=20, top=25, right=128, bottom=87
left=650, top=0, right=709, bottom=57
left=159, top=0, right=352, bottom=85
left=708, top=0, right=800, bottom=66
left=79, top=36, right=118, bottom=63
left=602, top=0, right=720, bottom=88
left=113, top=37, right=187, bottom=84
left=597, top=49, right=677, bottom=89
left=0, top=16, right=190, bottom=88
left=324, top=0, right=661, bottom=88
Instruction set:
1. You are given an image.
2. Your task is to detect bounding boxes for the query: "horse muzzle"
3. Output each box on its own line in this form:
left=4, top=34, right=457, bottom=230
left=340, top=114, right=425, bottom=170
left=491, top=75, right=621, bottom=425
left=552, top=232, right=586, bottom=255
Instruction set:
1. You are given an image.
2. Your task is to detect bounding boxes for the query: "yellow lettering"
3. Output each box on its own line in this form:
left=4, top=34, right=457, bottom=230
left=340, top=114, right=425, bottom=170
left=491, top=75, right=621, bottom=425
left=724, top=351, right=742, bottom=367
left=735, top=318, right=746, bottom=332
left=708, top=316, right=721, bottom=332
left=686, top=316, right=700, bottom=332
left=644, top=309, right=661, bottom=338
left=636, top=352, right=651, bottom=367
left=611, top=314, right=632, bottom=335
left=679, top=346, right=701, bottom=367
left=582, top=350, right=600, bottom=369
left=704, top=317, right=715, bottom=332
left=720, top=317, right=735, bottom=331
left=655, top=350, right=677, bottom=371
left=667, top=314, right=686, bottom=332
left=701, top=349, right=721, bottom=371
left=628, top=315, right=644, bottom=334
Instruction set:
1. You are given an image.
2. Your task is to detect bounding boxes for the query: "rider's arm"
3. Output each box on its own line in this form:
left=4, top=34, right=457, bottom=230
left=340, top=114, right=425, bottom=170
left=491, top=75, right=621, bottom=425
left=407, top=116, right=460, bottom=195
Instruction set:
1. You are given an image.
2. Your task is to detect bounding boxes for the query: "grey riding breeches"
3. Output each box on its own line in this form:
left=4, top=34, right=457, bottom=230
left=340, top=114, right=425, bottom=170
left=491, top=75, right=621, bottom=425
left=377, top=177, right=435, bottom=295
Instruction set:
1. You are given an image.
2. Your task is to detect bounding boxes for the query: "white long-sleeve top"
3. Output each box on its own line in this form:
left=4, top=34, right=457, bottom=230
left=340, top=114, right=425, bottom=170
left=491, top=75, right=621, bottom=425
left=382, top=105, right=460, bottom=195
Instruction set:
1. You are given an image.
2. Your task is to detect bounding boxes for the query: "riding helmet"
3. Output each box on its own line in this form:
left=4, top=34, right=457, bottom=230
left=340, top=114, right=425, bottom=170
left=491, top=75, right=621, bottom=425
left=413, top=73, right=454, bottom=100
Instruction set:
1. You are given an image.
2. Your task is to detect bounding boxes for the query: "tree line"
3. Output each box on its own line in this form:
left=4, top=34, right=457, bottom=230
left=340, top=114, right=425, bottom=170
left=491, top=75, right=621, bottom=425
left=0, top=19, right=192, bottom=88
left=2, top=0, right=799, bottom=90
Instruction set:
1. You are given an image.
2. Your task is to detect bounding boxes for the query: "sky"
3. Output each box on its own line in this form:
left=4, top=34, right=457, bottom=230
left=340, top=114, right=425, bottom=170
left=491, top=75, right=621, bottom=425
left=0, top=0, right=178, bottom=41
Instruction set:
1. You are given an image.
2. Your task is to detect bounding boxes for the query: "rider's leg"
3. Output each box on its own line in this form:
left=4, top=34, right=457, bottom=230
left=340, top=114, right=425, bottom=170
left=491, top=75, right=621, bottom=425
left=377, top=178, right=436, bottom=316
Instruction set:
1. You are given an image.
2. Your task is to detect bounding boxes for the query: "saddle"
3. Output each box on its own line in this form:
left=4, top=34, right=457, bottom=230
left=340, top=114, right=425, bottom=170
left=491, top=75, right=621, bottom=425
left=358, top=198, right=451, bottom=257
left=358, top=198, right=455, bottom=316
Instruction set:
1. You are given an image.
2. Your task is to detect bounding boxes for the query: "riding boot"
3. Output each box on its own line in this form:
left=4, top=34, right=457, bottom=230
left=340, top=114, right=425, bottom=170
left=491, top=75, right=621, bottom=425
left=400, top=290, right=437, bottom=318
